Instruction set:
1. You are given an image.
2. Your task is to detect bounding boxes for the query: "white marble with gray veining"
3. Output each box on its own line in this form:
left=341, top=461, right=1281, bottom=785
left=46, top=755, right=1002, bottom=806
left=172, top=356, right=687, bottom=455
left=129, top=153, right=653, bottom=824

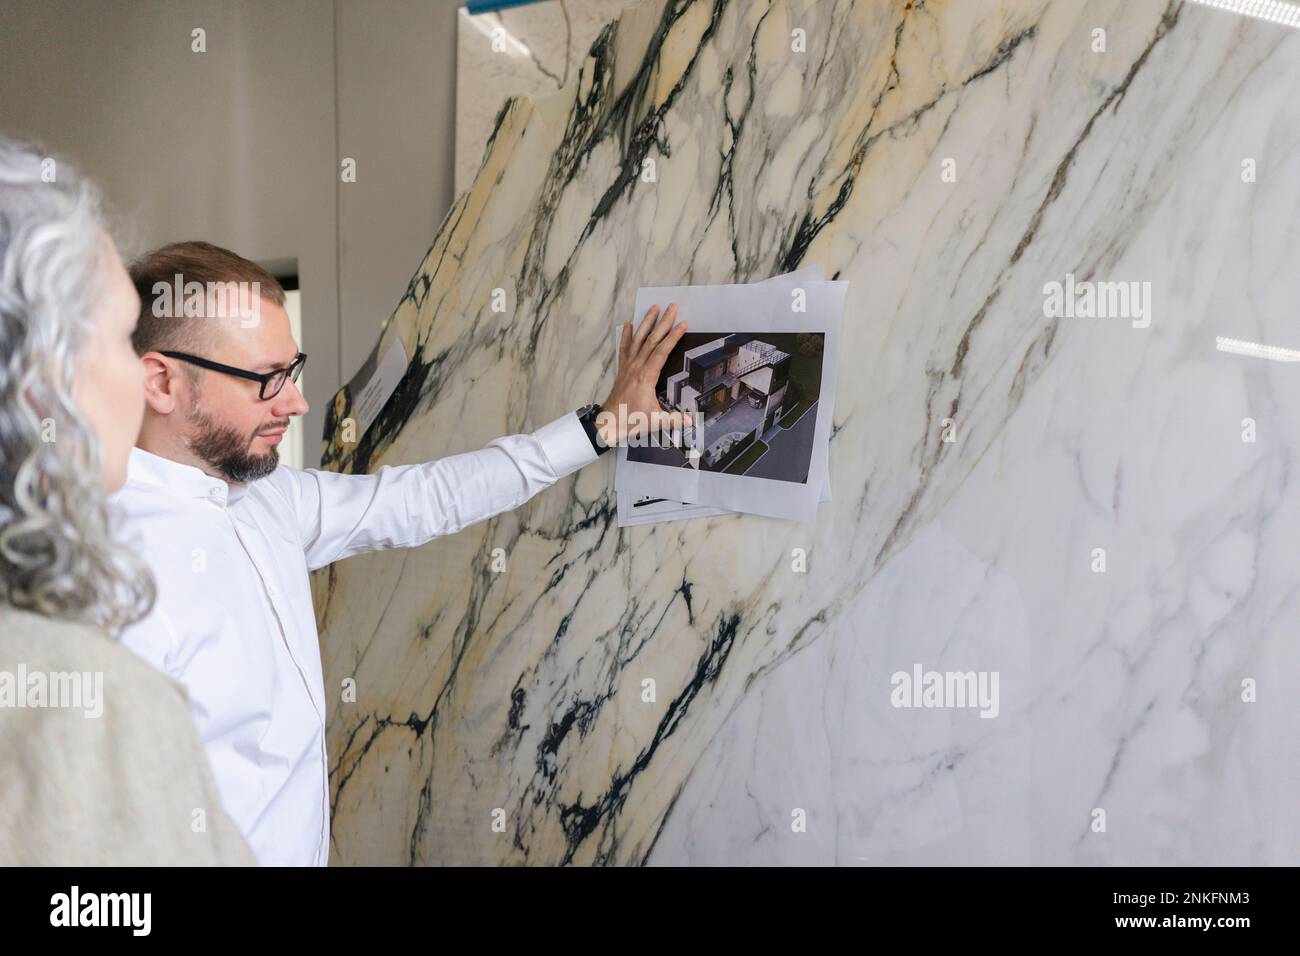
left=316, top=0, right=1300, bottom=865
left=456, top=0, right=634, bottom=196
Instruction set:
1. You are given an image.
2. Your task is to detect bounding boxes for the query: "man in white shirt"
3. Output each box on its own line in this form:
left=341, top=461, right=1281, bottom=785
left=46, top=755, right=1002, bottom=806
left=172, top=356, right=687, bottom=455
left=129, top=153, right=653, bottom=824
left=111, top=241, right=690, bottom=865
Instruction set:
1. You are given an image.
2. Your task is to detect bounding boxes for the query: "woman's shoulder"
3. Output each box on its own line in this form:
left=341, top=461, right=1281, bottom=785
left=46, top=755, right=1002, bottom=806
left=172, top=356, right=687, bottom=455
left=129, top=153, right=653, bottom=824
left=0, top=604, right=195, bottom=739
left=0, top=604, right=178, bottom=695
left=0, top=603, right=254, bottom=865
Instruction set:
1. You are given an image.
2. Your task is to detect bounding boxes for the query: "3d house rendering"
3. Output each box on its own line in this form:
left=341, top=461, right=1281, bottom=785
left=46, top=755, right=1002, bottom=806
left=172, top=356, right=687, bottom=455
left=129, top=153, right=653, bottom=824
left=664, top=334, right=792, bottom=469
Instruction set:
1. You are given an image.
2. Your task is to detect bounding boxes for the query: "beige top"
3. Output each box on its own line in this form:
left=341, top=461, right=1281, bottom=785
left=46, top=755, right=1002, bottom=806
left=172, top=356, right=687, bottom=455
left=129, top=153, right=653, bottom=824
left=0, top=605, right=253, bottom=866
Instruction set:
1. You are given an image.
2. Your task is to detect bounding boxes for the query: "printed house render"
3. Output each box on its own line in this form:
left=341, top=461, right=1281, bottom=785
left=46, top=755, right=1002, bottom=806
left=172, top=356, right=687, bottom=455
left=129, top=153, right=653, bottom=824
left=664, top=336, right=793, bottom=467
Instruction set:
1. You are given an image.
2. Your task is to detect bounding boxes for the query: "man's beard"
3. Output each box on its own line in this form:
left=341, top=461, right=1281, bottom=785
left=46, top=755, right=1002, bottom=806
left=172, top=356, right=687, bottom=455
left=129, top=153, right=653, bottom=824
left=186, top=406, right=280, bottom=484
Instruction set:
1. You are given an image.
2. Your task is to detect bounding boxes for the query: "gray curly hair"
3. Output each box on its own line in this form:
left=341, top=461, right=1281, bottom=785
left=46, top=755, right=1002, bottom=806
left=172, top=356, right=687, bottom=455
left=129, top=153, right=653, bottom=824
left=0, top=136, right=154, bottom=635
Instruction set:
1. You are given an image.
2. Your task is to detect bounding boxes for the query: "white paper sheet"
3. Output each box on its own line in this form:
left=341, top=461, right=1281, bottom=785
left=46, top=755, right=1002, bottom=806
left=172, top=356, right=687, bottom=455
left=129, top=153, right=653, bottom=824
left=616, top=268, right=832, bottom=527
left=615, top=277, right=846, bottom=524
left=351, top=337, right=409, bottom=437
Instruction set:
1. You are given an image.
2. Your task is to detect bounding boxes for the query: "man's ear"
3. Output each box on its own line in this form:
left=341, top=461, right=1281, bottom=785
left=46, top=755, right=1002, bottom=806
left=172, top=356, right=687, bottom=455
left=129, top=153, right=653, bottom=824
left=140, top=352, right=183, bottom=414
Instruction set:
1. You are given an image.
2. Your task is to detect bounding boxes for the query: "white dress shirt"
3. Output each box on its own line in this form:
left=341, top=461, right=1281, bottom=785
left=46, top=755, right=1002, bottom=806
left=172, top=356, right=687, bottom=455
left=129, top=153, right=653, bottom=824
left=111, top=412, right=597, bottom=866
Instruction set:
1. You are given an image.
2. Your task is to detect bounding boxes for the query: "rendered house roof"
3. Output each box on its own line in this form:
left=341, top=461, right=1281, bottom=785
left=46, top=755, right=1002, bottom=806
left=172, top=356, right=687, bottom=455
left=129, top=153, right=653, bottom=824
left=681, top=335, right=789, bottom=395
left=683, top=337, right=729, bottom=360
left=691, top=344, right=731, bottom=369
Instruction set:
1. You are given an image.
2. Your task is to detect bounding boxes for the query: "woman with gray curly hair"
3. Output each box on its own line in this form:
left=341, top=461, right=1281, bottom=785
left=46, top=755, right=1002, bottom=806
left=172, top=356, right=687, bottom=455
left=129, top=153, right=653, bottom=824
left=0, top=136, right=251, bottom=865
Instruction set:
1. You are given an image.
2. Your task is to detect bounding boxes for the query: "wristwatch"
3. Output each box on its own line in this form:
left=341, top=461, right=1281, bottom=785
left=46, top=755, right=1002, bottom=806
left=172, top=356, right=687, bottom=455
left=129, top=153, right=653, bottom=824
left=576, top=403, right=611, bottom=455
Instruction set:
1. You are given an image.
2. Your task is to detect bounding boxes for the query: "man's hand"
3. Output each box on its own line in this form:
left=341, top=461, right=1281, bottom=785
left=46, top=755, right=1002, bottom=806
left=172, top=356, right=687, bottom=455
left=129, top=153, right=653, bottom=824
left=597, top=303, right=694, bottom=447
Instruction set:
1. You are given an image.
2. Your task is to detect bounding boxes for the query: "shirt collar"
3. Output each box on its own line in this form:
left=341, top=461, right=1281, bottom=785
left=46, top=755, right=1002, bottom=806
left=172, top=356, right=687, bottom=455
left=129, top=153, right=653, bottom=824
left=126, top=447, right=245, bottom=506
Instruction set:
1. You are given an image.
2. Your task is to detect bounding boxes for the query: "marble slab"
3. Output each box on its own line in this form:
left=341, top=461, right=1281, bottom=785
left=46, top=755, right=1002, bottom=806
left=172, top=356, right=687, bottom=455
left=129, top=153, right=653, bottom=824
left=456, top=0, right=633, bottom=196
left=316, top=0, right=1300, bottom=865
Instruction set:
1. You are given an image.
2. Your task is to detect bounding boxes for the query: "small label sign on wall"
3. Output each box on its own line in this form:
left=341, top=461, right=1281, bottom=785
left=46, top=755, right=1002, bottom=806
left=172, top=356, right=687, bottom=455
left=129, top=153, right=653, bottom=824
left=352, top=336, right=409, bottom=437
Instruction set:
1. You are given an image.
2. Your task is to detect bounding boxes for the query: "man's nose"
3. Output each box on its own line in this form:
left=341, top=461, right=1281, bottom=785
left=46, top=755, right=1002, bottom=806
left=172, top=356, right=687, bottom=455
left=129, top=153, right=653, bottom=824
left=272, top=379, right=310, bottom=417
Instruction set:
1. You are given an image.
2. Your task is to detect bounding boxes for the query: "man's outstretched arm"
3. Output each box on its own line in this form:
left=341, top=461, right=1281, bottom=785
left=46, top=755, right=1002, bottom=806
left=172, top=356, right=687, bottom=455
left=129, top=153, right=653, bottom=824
left=291, top=303, right=692, bottom=570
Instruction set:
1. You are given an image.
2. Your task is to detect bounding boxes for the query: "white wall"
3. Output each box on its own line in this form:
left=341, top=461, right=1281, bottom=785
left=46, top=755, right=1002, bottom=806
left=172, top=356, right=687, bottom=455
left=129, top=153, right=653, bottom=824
left=0, top=0, right=461, bottom=466
left=336, top=0, right=458, bottom=379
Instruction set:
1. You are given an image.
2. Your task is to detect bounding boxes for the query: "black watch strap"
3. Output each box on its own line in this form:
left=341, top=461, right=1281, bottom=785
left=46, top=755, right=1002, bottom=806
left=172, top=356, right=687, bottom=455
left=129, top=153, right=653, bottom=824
left=576, top=403, right=611, bottom=455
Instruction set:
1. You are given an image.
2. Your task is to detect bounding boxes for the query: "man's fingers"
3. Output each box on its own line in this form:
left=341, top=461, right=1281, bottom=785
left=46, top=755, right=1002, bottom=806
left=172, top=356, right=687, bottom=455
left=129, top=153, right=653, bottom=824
left=631, top=304, right=661, bottom=348
left=618, top=321, right=632, bottom=364
left=637, top=303, right=680, bottom=360
left=638, top=302, right=675, bottom=352
left=648, top=320, right=687, bottom=369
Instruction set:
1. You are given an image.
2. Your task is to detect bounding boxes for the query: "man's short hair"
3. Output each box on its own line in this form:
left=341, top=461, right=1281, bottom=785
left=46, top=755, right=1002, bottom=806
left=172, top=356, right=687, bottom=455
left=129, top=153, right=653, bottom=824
left=128, top=241, right=285, bottom=356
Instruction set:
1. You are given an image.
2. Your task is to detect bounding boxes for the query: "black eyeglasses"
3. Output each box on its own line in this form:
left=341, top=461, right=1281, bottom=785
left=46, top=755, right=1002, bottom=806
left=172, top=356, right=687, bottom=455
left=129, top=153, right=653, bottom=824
left=161, top=351, right=307, bottom=400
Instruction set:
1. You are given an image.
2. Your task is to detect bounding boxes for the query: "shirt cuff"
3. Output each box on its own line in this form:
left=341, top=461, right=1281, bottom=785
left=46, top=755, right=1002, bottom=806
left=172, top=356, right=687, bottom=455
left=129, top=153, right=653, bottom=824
left=533, top=411, right=600, bottom=479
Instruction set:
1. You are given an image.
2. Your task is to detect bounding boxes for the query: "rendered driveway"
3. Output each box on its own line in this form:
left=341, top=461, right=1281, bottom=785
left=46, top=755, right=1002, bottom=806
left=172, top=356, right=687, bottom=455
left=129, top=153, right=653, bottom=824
left=700, top=399, right=764, bottom=460
left=742, top=401, right=818, bottom=483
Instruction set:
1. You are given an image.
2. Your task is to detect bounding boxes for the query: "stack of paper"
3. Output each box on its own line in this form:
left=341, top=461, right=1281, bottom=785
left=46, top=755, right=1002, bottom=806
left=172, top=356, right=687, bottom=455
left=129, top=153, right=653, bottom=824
left=614, top=268, right=846, bottom=526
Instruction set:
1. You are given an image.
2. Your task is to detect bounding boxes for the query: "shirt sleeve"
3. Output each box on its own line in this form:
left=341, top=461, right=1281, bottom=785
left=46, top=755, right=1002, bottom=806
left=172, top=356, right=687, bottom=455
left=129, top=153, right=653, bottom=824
left=117, top=598, right=180, bottom=679
left=293, top=410, right=599, bottom=571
